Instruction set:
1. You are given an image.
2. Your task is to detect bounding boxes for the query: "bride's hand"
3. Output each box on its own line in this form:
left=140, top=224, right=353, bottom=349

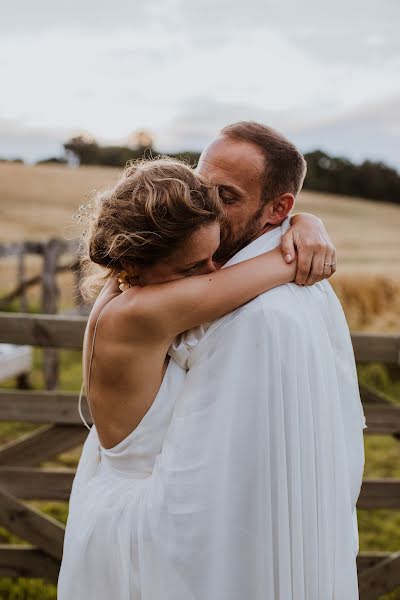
left=280, top=213, right=337, bottom=286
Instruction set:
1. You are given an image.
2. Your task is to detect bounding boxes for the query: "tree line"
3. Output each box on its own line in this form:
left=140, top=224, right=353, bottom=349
left=62, top=135, right=400, bottom=205
left=2, top=133, right=399, bottom=204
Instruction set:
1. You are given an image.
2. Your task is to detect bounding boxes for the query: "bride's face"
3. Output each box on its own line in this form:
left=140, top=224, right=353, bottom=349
left=124, top=221, right=221, bottom=285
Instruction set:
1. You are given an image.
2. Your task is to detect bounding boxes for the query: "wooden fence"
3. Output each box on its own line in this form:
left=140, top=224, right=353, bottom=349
left=0, top=238, right=85, bottom=391
left=0, top=313, right=399, bottom=598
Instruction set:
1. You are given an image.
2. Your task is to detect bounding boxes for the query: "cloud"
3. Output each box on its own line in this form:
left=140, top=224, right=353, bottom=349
left=179, top=0, right=400, bottom=60
left=0, top=118, right=69, bottom=162
left=1, top=94, right=399, bottom=171
left=0, top=0, right=177, bottom=34
left=293, top=95, right=400, bottom=168
left=1, top=0, right=398, bottom=169
left=4, top=0, right=400, bottom=65
left=159, top=95, right=400, bottom=170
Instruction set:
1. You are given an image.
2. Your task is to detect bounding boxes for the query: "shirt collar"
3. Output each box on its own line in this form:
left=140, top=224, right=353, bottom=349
left=222, top=216, right=291, bottom=268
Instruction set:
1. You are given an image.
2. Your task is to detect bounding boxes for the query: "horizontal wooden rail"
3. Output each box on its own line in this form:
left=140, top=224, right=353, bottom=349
left=0, top=390, right=397, bottom=431
left=0, top=239, right=78, bottom=258
left=0, top=424, right=87, bottom=467
left=0, top=544, right=385, bottom=583
left=0, top=313, right=86, bottom=349
left=0, top=544, right=60, bottom=581
left=357, top=480, right=400, bottom=509
left=0, top=467, right=74, bottom=500
left=0, top=390, right=92, bottom=424
left=357, top=552, right=392, bottom=573
left=358, top=550, right=400, bottom=600
left=0, top=467, right=397, bottom=508
left=351, top=332, right=400, bottom=364
left=360, top=384, right=393, bottom=405
left=363, top=405, right=400, bottom=434
left=1, top=314, right=400, bottom=364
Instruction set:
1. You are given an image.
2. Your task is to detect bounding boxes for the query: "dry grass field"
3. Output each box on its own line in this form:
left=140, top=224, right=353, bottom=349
left=0, top=161, right=399, bottom=331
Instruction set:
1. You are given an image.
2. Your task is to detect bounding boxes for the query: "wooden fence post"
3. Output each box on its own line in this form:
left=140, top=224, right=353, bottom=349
left=41, top=239, right=62, bottom=390
left=16, top=243, right=28, bottom=312
left=73, top=258, right=86, bottom=314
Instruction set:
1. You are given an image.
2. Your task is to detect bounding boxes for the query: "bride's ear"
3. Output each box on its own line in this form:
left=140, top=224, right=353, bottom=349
left=121, top=260, right=140, bottom=280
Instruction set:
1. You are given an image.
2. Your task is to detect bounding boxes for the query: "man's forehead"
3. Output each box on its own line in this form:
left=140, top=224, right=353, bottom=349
left=197, top=158, right=236, bottom=177
left=196, top=158, right=260, bottom=190
left=197, top=136, right=264, bottom=184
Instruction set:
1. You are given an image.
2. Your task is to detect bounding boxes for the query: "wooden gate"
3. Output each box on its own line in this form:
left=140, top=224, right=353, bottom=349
left=0, top=313, right=399, bottom=599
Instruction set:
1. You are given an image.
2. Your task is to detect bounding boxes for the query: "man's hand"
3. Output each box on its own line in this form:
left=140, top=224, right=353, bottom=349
left=280, top=213, right=337, bottom=286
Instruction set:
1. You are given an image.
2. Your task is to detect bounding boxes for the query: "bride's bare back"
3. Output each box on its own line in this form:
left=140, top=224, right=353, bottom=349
left=83, top=282, right=171, bottom=450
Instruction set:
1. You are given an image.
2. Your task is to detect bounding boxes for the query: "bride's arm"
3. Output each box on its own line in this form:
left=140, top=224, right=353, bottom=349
left=129, top=247, right=296, bottom=338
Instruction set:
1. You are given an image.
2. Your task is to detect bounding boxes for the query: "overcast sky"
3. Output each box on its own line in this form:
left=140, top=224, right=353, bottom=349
left=1, top=0, right=399, bottom=168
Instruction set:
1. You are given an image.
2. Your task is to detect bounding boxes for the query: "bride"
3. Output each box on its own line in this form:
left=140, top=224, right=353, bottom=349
left=58, top=156, right=330, bottom=598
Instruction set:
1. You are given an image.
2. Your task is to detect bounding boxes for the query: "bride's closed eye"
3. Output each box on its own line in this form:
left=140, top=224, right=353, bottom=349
left=183, top=263, right=202, bottom=275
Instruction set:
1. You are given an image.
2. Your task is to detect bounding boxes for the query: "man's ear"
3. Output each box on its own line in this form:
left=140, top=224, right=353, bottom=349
left=264, top=193, right=295, bottom=225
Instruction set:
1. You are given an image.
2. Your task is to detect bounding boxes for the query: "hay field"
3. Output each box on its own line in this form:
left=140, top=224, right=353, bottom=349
left=0, top=162, right=399, bottom=331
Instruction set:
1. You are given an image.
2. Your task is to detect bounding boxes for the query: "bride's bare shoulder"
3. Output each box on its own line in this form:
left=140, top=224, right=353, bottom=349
left=95, top=286, right=165, bottom=342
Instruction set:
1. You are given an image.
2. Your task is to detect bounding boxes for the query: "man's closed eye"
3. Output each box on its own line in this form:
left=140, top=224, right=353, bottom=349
left=218, top=186, right=240, bottom=205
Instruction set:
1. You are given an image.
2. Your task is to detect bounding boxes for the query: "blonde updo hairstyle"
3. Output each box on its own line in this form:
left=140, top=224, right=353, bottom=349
left=78, top=156, right=224, bottom=301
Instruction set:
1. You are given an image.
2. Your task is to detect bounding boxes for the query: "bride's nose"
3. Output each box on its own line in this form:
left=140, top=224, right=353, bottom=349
left=206, top=259, right=217, bottom=273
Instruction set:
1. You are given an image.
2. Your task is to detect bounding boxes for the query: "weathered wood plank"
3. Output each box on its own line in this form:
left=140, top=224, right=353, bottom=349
left=357, top=480, right=400, bottom=509
left=0, top=239, right=78, bottom=258
left=0, top=467, right=75, bottom=500
left=2, top=388, right=397, bottom=433
left=352, top=332, right=400, bottom=364
left=363, top=405, right=400, bottom=435
left=0, top=546, right=383, bottom=583
left=360, top=384, right=393, bottom=405
left=16, top=245, right=28, bottom=312
left=0, top=424, right=87, bottom=466
left=0, top=468, right=397, bottom=509
left=42, top=239, right=63, bottom=390
left=358, top=551, right=400, bottom=600
left=357, top=552, right=391, bottom=573
left=0, top=390, right=91, bottom=424
left=0, top=544, right=59, bottom=581
left=0, top=313, right=86, bottom=348
left=0, top=241, right=45, bottom=258
left=1, top=314, right=400, bottom=363
left=0, top=488, right=64, bottom=560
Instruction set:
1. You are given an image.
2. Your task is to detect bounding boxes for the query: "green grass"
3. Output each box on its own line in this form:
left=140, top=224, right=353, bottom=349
left=0, top=578, right=57, bottom=599
left=379, top=590, right=400, bottom=600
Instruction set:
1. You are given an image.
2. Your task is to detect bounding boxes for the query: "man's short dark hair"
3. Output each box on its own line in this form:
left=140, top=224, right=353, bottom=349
left=221, top=121, right=307, bottom=205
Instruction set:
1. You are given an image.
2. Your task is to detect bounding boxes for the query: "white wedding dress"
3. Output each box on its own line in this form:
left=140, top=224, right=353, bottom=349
left=57, top=356, right=186, bottom=599
left=58, top=218, right=366, bottom=599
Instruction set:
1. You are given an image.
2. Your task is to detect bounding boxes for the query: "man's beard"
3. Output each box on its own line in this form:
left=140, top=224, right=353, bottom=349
left=213, top=205, right=265, bottom=265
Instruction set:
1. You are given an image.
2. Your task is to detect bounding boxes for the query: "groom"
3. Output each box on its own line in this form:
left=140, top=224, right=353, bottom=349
left=136, top=122, right=366, bottom=600
left=200, top=122, right=337, bottom=283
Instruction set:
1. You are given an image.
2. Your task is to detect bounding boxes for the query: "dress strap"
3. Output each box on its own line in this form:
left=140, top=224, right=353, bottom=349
left=78, top=380, right=91, bottom=430
left=78, top=301, right=111, bottom=430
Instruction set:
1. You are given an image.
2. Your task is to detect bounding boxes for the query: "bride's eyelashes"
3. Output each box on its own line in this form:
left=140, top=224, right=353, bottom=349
left=182, top=262, right=203, bottom=275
